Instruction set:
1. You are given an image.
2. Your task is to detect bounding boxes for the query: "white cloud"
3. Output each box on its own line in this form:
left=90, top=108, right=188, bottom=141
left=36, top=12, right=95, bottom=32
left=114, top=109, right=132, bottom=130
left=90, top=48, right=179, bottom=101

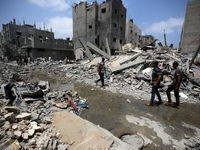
left=37, top=17, right=73, bottom=38
left=29, top=0, right=70, bottom=11
left=145, top=17, right=184, bottom=34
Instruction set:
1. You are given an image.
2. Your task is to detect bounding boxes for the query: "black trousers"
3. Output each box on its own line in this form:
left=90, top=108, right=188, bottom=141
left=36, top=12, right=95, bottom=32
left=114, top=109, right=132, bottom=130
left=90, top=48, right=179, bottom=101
left=97, top=73, right=104, bottom=87
left=166, top=85, right=180, bottom=106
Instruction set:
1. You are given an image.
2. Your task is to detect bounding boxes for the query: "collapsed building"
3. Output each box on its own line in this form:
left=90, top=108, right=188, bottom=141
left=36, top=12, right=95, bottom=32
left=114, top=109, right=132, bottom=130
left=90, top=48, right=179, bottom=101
left=73, top=0, right=155, bottom=59
left=0, top=19, right=74, bottom=61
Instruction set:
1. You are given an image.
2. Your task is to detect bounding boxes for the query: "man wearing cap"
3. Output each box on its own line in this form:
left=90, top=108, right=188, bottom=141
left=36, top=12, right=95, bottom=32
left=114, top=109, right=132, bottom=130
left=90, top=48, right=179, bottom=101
left=95, top=56, right=106, bottom=88
left=165, top=61, right=182, bottom=108
left=146, top=61, right=163, bottom=106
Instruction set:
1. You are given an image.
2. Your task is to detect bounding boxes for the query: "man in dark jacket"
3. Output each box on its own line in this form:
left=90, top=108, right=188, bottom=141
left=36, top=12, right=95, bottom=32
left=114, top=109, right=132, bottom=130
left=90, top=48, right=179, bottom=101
left=165, top=61, right=182, bottom=108
left=146, top=61, right=163, bottom=106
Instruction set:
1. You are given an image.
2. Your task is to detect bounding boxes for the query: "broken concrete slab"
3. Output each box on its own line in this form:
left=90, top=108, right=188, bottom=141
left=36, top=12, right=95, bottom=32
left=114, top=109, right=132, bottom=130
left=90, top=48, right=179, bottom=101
left=120, top=53, right=142, bottom=65
left=111, top=59, right=145, bottom=74
left=16, top=113, right=31, bottom=120
left=51, top=111, right=138, bottom=150
left=79, top=39, right=94, bottom=61
left=87, top=42, right=111, bottom=60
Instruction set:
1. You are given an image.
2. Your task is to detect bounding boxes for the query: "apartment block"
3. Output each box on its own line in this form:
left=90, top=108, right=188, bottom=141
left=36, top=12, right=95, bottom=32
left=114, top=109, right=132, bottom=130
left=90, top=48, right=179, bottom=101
left=1, top=19, right=74, bottom=60
left=73, top=0, right=126, bottom=54
left=125, top=19, right=142, bottom=47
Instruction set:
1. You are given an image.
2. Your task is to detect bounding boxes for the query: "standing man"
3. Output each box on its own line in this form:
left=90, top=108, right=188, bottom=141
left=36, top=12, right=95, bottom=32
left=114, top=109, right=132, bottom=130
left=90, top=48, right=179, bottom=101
left=146, top=61, right=163, bottom=106
left=95, top=56, right=106, bottom=88
left=165, top=61, right=182, bottom=108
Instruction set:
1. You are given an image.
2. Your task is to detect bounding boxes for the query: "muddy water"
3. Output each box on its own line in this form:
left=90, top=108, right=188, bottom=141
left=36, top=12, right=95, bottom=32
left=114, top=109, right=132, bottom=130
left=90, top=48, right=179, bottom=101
left=75, top=83, right=200, bottom=149
left=29, top=73, right=200, bottom=149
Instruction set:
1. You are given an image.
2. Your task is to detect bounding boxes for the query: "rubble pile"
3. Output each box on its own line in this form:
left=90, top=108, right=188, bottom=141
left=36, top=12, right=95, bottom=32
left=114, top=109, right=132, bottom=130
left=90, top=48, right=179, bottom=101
left=57, top=49, right=200, bottom=104
left=0, top=63, right=89, bottom=149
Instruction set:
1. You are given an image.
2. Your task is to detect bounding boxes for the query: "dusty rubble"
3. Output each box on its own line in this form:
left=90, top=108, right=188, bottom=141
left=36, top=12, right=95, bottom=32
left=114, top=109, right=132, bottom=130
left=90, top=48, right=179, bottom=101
left=0, top=43, right=200, bottom=149
left=0, top=63, right=89, bottom=149
left=60, top=47, right=200, bottom=105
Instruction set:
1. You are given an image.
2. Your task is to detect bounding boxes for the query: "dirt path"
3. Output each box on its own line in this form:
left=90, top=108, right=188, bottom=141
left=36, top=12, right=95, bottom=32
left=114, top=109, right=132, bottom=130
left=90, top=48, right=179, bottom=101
left=75, top=82, right=200, bottom=149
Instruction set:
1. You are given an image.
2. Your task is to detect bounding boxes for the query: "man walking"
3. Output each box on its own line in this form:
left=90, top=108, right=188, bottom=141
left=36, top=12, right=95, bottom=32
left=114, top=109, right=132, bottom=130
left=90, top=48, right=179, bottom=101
left=165, top=61, right=182, bottom=108
left=146, top=61, right=163, bottom=106
left=95, top=56, right=106, bottom=88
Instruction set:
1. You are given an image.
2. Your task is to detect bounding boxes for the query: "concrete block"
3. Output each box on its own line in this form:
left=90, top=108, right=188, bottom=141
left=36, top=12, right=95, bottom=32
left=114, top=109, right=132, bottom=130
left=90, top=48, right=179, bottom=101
left=87, top=42, right=111, bottom=60
left=22, top=133, right=29, bottom=140
left=14, top=130, right=22, bottom=137
left=12, top=124, right=18, bottom=130
left=111, top=59, right=145, bottom=74
left=120, top=53, right=142, bottom=65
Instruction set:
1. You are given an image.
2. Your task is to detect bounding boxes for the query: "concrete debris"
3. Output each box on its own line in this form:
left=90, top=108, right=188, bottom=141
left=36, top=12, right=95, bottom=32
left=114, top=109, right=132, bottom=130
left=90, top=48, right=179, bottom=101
left=0, top=44, right=200, bottom=149
left=0, top=64, right=91, bottom=149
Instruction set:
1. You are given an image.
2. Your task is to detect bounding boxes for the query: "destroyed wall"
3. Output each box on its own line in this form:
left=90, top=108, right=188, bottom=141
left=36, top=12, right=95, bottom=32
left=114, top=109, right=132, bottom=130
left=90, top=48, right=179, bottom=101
left=1, top=21, right=74, bottom=60
left=125, top=19, right=142, bottom=47
left=2, top=22, right=54, bottom=43
left=180, top=0, right=200, bottom=54
left=73, top=0, right=126, bottom=55
left=73, top=2, right=88, bottom=50
left=141, top=35, right=155, bottom=47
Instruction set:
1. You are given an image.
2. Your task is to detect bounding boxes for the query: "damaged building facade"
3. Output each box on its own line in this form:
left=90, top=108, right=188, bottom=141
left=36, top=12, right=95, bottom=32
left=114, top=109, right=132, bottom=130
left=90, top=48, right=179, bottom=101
left=125, top=19, right=142, bottom=47
left=73, top=0, right=127, bottom=55
left=0, top=19, right=74, bottom=60
left=179, top=0, right=200, bottom=54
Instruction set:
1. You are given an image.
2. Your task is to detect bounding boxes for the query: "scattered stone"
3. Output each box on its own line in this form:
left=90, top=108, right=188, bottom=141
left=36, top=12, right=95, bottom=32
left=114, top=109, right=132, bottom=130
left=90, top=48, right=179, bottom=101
left=14, top=130, right=22, bottom=137
left=3, top=121, right=11, bottom=131
left=22, top=133, right=29, bottom=140
left=12, top=124, right=18, bottom=130
left=28, top=129, right=35, bottom=136
left=31, top=113, right=39, bottom=121
left=29, top=138, right=36, bottom=145
left=6, top=130, right=14, bottom=138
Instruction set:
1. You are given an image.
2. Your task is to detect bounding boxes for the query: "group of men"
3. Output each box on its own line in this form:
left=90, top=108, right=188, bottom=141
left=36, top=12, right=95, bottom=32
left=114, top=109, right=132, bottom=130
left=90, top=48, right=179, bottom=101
left=145, top=60, right=182, bottom=109
left=95, top=56, right=183, bottom=109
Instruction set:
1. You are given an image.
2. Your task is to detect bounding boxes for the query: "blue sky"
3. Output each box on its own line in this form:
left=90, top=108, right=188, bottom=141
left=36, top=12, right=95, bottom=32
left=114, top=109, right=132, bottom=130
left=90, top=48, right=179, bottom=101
left=0, top=0, right=190, bottom=48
